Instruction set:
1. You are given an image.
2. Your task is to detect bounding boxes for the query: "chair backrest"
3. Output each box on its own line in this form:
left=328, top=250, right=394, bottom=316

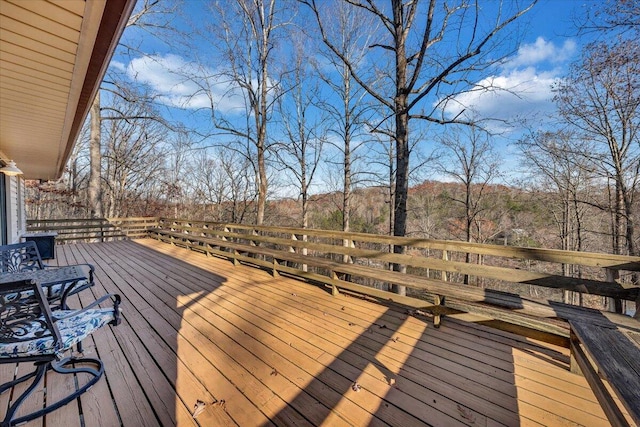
left=0, top=279, right=58, bottom=358
left=0, top=241, right=45, bottom=273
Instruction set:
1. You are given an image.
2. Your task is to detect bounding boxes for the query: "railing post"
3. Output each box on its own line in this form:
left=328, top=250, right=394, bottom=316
left=442, top=250, right=449, bottom=282
left=289, top=234, right=297, bottom=269
left=331, top=270, right=339, bottom=296
left=301, top=233, right=308, bottom=272
left=605, top=268, right=623, bottom=314
left=342, top=238, right=354, bottom=264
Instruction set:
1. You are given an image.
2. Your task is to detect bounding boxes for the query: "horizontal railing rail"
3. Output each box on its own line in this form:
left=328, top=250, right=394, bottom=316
left=27, top=216, right=640, bottom=342
left=26, top=217, right=160, bottom=243
left=147, top=218, right=640, bottom=344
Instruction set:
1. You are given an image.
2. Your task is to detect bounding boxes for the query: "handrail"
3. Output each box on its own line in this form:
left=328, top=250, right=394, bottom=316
left=26, top=217, right=640, bottom=338
left=26, top=217, right=160, bottom=243
left=156, top=218, right=640, bottom=272
left=151, top=218, right=640, bottom=335
left=157, top=218, right=637, bottom=268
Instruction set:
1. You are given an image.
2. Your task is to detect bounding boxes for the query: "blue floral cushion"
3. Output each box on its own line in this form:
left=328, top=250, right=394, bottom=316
left=0, top=307, right=116, bottom=358
left=3, top=280, right=89, bottom=304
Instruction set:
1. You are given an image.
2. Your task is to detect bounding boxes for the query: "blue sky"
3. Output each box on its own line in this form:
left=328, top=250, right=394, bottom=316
left=109, top=0, right=601, bottom=187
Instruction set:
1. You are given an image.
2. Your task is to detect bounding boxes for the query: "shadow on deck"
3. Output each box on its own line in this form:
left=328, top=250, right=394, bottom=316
left=1, top=239, right=612, bottom=426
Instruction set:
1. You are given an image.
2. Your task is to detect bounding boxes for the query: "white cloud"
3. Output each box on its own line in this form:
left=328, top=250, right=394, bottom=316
left=506, top=37, right=576, bottom=68
left=125, top=54, right=247, bottom=113
left=110, top=60, right=126, bottom=72
left=438, top=37, right=575, bottom=129
left=441, top=67, right=561, bottom=124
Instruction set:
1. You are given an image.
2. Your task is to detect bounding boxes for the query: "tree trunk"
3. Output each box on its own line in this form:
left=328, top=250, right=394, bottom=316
left=88, top=93, right=102, bottom=218
left=392, top=97, right=409, bottom=295
left=343, top=137, right=351, bottom=233
left=256, top=141, right=267, bottom=225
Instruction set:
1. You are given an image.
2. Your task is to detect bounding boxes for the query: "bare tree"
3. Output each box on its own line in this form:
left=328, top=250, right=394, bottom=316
left=163, top=129, right=194, bottom=218
left=85, top=0, right=179, bottom=220
left=186, top=149, right=256, bottom=223
left=198, top=0, right=292, bottom=225
left=311, top=2, right=378, bottom=234
left=436, top=125, right=500, bottom=284
left=303, top=0, right=536, bottom=294
left=580, top=0, right=640, bottom=36
left=518, top=130, right=597, bottom=303
left=274, top=36, right=325, bottom=230
left=553, top=40, right=640, bottom=257
left=100, top=87, right=168, bottom=217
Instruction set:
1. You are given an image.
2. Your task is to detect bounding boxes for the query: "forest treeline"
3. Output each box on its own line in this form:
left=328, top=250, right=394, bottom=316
left=24, top=0, right=638, bottom=263
left=26, top=178, right=634, bottom=257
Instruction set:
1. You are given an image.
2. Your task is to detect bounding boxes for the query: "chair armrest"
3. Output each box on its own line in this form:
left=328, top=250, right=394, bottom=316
left=44, top=263, right=95, bottom=281
left=53, top=294, right=122, bottom=326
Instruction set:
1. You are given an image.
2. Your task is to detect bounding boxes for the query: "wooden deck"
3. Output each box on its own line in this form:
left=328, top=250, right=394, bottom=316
left=1, top=239, right=621, bottom=426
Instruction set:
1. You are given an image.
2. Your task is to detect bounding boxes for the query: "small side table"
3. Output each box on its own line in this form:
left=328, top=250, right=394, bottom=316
left=22, top=232, right=58, bottom=260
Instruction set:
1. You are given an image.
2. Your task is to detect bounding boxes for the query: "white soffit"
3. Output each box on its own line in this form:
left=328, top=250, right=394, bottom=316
left=0, top=0, right=134, bottom=180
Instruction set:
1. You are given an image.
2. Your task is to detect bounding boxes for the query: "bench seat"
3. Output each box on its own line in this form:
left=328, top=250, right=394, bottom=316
left=569, top=317, right=640, bottom=427
left=153, top=229, right=570, bottom=341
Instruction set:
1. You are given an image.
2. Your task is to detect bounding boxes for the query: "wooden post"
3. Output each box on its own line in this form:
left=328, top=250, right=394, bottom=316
left=442, top=250, right=449, bottom=282
left=331, top=270, right=339, bottom=296
left=605, top=268, right=623, bottom=313
left=287, top=234, right=297, bottom=269
left=432, top=295, right=445, bottom=328
left=301, top=233, right=308, bottom=272
left=569, top=328, right=582, bottom=375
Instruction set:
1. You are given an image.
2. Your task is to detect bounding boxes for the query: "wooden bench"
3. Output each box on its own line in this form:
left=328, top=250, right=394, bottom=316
left=151, top=229, right=571, bottom=341
left=566, top=310, right=640, bottom=427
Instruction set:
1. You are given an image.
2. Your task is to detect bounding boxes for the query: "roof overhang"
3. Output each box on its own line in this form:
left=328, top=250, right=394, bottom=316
left=0, top=0, right=136, bottom=180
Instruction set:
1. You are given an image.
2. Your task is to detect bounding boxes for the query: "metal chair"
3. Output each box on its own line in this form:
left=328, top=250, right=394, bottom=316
left=0, top=241, right=95, bottom=309
left=0, top=278, right=121, bottom=426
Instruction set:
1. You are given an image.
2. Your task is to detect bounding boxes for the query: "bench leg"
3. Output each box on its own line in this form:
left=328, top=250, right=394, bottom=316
left=331, top=271, right=339, bottom=296
left=569, top=330, right=630, bottom=427
left=433, top=295, right=445, bottom=328
left=569, top=330, right=582, bottom=375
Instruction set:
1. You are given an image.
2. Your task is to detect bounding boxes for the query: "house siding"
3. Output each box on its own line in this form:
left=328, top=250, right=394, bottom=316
left=5, top=175, right=25, bottom=243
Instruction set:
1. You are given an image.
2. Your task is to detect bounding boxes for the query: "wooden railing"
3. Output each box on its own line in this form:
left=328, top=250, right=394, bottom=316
left=148, top=218, right=640, bottom=344
left=26, top=217, right=159, bottom=243
left=27, top=216, right=640, bottom=343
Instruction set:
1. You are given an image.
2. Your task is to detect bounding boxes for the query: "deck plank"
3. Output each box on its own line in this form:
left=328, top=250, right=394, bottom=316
left=99, top=240, right=355, bottom=426
left=1, top=239, right=616, bottom=426
left=73, top=241, right=222, bottom=427
left=64, top=244, right=159, bottom=427
left=123, top=241, right=488, bottom=426
left=132, top=242, right=509, bottom=426
left=140, top=238, right=611, bottom=426
left=81, top=240, right=281, bottom=426
left=53, top=244, right=117, bottom=427
left=11, top=360, right=44, bottom=427
left=41, top=249, right=82, bottom=427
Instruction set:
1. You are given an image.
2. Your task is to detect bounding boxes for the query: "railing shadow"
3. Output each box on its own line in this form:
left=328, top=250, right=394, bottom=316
left=56, top=239, right=232, bottom=425
left=267, top=293, right=522, bottom=426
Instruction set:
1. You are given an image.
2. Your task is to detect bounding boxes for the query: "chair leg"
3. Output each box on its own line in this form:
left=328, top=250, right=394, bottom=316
left=1, top=362, right=48, bottom=427
left=0, top=365, right=41, bottom=394
left=1, top=357, right=104, bottom=427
